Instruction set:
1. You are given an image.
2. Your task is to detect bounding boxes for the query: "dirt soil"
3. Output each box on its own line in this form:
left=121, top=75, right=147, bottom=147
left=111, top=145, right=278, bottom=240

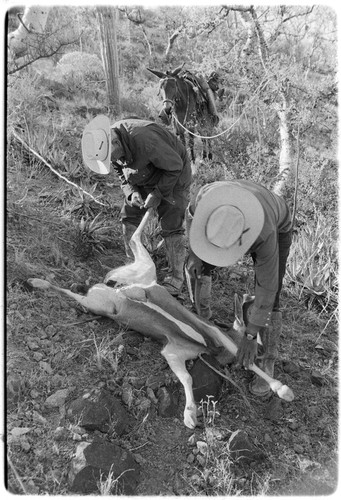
left=5, top=158, right=338, bottom=495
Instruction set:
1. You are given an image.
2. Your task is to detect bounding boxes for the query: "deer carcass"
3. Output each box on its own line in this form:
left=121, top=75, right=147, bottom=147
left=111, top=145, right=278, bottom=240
left=28, top=209, right=294, bottom=429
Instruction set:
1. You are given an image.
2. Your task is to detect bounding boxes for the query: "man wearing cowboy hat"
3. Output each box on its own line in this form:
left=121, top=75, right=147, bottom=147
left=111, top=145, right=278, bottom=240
left=186, top=180, right=292, bottom=397
left=82, top=115, right=191, bottom=296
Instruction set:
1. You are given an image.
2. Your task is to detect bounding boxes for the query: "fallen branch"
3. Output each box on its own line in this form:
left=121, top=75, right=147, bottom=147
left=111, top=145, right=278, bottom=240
left=7, top=455, right=28, bottom=494
left=11, top=130, right=107, bottom=207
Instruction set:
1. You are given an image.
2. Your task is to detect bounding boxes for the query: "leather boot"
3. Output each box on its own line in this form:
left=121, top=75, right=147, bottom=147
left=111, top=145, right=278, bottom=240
left=163, top=234, right=186, bottom=296
left=196, top=275, right=212, bottom=319
left=122, top=223, right=137, bottom=260
left=249, top=311, right=282, bottom=397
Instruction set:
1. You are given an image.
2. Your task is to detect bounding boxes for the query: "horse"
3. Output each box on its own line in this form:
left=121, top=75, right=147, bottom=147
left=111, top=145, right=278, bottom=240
left=147, top=65, right=218, bottom=162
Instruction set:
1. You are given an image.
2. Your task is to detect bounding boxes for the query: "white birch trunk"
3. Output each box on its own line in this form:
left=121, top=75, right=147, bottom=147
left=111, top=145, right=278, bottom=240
left=273, top=92, right=294, bottom=196
left=8, top=6, right=50, bottom=58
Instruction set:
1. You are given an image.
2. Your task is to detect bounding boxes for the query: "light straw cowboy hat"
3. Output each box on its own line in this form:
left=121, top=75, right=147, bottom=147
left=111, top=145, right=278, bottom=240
left=81, top=115, right=111, bottom=174
left=189, top=182, right=265, bottom=267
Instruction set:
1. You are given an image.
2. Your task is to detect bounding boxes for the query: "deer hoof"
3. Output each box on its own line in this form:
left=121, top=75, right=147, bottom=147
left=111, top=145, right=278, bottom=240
left=184, top=407, right=197, bottom=429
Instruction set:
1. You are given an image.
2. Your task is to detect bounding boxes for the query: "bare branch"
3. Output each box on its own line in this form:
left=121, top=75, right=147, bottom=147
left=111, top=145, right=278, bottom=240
left=269, top=6, right=315, bottom=45
left=17, top=13, right=32, bottom=34
left=165, top=26, right=184, bottom=58
left=8, top=34, right=81, bottom=75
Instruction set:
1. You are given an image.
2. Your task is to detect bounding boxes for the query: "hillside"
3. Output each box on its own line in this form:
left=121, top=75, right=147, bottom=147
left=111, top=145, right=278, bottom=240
left=6, top=3, right=338, bottom=496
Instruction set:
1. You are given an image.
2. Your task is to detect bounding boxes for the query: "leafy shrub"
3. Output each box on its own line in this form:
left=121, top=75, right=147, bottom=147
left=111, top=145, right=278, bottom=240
left=56, top=51, right=106, bottom=98
left=57, top=51, right=105, bottom=82
left=74, top=213, right=119, bottom=260
left=285, top=213, right=338, bottom=312
left=121, top=81, right=161, bottom=119
left=7, top=73, right=54, bottom=133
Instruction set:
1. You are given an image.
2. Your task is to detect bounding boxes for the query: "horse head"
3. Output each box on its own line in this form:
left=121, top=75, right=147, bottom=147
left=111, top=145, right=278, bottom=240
left=159, top=76, right=179, bottom=115
left=147, top=65, right=186, bottom=118
left=147, top=65, right=212, bottom=162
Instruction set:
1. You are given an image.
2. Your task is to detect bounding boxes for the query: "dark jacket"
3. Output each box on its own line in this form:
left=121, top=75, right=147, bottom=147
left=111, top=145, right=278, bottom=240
left=191, top=179, right=292, bottom=327
left=111, top=118, right=191, bottom=205
left=238, top=180, right=291, bottom=326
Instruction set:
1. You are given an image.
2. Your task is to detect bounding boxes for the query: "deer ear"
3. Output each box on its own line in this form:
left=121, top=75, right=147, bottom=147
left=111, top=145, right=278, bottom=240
left=147, top=68, right=166, bottom=79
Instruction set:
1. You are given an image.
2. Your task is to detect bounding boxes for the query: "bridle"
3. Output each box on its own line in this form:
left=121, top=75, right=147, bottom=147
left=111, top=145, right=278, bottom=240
left=159, top=76, right=190, bottom=123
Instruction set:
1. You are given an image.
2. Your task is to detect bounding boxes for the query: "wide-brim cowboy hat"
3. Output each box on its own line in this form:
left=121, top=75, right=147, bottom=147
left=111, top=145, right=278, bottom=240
left=189, top=182, right=265, bottom=267
left=82, top=115, right=111, bottom=174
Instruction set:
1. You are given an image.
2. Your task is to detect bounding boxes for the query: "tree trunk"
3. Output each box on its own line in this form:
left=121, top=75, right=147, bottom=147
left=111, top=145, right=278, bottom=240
left=97, top=6, right=120, bottom=113
left=236, top=7, right=295, bottom=197
left=273, top=90, right=294, bottom=197
left=8, top=6, right=50, bottom=59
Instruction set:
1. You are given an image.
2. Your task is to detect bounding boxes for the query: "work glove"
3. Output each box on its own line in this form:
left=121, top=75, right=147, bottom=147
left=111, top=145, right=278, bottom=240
left=144, top=191, right=161, bottom=209
left=186, top=250, right=203, bottom=279
left=236, top=330, right=258, bottom=369
left=131, top=191, right=144, bottom=208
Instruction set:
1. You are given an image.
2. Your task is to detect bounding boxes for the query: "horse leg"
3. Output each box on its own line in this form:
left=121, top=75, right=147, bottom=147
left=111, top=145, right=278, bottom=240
left=208, top=139, right=213, bottom=160
left=176, top=128, right=187, bottom=152
left=202, top=138, right=207, bottom=160
left=189, top=132, right=195, bottom=163
left=201, top=139, right=212, bottom=160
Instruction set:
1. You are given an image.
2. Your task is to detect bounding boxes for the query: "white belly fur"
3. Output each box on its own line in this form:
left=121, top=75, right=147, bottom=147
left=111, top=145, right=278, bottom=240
left=145, top=301, right=207, bottom=346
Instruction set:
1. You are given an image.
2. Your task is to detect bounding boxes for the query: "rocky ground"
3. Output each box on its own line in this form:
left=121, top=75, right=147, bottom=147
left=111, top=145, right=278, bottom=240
left=5, top=157, right=338, bottom=495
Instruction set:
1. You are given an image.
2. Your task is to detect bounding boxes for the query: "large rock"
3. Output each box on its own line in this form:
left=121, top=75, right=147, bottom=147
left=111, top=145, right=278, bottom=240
left=45, top=388, right=70, bottom=408
left=68, top=389, right=131, bottom=435
left=189, top=354, right=222, bottom=403
left=227, top=430, right=265, bottom=465
left=70, top=441, right=141, bottom=494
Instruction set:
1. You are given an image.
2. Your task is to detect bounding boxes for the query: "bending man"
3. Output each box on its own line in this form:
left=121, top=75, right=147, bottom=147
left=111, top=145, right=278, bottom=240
left=186, top=180, right=292, bottom=397
left=82, top=115, right=191, bottom=296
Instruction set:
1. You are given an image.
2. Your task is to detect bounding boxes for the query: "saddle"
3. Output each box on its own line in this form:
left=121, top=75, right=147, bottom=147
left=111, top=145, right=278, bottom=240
left=182, top=70, right=208, bottom=105
left=182, top=70, right=219, bottom=123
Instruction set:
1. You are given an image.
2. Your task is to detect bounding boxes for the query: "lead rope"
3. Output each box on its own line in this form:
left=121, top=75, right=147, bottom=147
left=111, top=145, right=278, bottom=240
left=172, top=76, right=268, bottom=141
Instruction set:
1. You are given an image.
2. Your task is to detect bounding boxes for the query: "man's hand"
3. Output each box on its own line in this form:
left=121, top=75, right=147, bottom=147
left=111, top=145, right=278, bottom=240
left=236, top=333, right=258, bottom=369
left=186, top=251, right=203, bottom=279
left=131, top=191, right=144, bottom=208
left=144, top=191, right=161, bottom=209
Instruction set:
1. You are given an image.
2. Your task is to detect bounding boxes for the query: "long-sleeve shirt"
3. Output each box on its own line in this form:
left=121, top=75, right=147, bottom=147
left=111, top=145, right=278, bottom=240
left=111, top=118, right=191, bottom=205
left=191, top=179, right=292, bottom=327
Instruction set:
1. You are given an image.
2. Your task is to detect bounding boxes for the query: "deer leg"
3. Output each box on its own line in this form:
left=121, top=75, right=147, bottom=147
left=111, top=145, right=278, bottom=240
left=28, top=278, right=88, bottom=303
left=188, top=132, right=195, bottom=163
left=145, top=285, right=294, bottom=401
left=161, top=343, right=198, bottom=429
left=27, top=278, right=118, bottom=319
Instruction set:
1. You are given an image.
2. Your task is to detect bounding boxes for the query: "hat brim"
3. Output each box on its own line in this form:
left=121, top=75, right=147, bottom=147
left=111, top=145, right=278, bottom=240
left=81, top=115, right=111, bottom=174
left=190, top=183, right=264, bottom=267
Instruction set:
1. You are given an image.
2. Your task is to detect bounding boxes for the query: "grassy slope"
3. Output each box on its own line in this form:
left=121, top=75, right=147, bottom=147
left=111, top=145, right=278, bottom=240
left=6, top=138, right=338, bottom=495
